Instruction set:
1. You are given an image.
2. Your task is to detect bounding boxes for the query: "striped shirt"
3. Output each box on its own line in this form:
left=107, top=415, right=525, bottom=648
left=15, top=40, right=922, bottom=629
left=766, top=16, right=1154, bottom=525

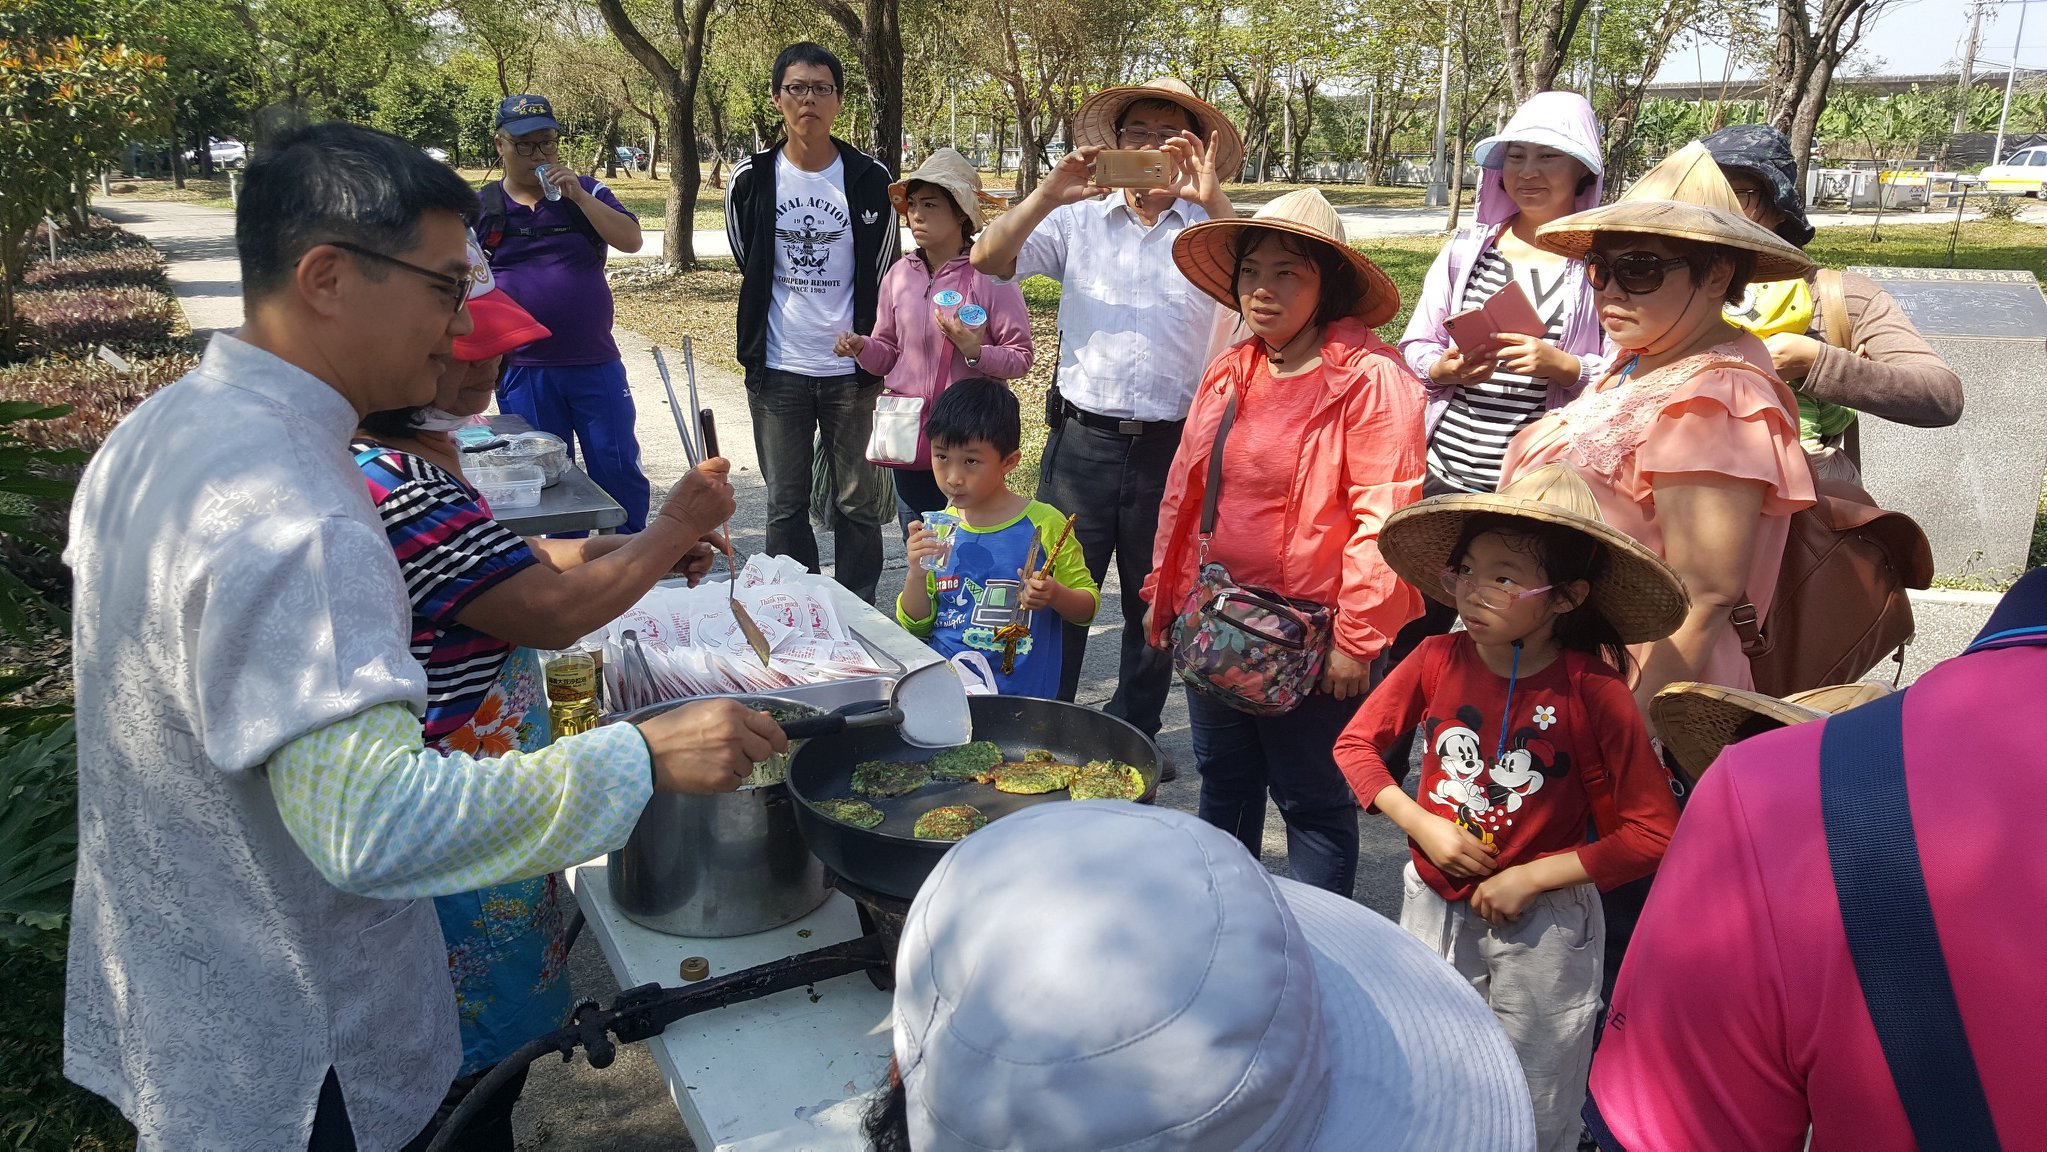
left=1426, top=246, right=1569, bottom=492
left=352, top=440, right=538, bottom=745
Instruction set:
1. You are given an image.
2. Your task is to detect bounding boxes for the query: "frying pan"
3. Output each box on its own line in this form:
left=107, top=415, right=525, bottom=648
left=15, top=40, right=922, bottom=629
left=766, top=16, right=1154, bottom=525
left=786, top=695, right=1161, bottom=900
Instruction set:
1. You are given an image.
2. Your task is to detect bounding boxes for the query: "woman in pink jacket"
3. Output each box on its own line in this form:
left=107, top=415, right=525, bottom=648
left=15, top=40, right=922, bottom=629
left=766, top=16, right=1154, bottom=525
left=836, top=148, right=1032, bottom=534
left=1142, top=190, right=1425, bottom=895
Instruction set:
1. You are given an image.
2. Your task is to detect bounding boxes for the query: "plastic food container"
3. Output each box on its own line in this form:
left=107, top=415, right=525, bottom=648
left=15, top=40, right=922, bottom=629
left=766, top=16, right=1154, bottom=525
left=468, top=463, right=544, bottom=509
left=474, top=431, right=569, bottom=487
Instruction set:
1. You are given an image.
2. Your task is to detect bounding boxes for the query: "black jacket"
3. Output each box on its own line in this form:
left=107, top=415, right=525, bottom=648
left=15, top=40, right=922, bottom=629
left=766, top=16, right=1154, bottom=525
left=727, top=137, right=899, bottom=383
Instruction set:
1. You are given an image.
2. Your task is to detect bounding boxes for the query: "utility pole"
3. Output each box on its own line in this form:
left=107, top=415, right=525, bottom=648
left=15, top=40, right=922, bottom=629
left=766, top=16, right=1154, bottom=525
left=1426, top=0, right=1455, bottom=208
left=1954, top=0, right=1985, bottom=138
left=1993, top=0, right=2030, bottom=167
left=1587, top=0, right=1606, bottom=103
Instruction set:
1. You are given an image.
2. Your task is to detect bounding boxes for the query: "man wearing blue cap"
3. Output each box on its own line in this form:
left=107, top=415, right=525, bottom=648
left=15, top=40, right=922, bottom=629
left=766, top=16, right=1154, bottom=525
left=477, top=94, right=653, bottom=531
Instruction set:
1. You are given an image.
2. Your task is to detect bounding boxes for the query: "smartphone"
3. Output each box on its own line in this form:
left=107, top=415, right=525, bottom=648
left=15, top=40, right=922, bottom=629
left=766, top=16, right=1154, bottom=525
left=1442, top=307, right=1500, bottom=357
left=1093, top=149, right=1171, bottom=189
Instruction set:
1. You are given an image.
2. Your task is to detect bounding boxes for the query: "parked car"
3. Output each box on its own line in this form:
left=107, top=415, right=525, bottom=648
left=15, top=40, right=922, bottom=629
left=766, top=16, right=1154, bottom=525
left=181, top=138, right=246, bottom=169
left=614, top=145, right=649, bottom=172
left=422, top=146, right=451, bottom=163
left=1980, top=146, right=2047, bottom=197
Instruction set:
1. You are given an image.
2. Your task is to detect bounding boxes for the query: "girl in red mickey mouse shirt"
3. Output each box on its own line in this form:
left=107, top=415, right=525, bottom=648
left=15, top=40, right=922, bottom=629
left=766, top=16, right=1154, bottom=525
left=1336, top=463, right=1682, bottom=1152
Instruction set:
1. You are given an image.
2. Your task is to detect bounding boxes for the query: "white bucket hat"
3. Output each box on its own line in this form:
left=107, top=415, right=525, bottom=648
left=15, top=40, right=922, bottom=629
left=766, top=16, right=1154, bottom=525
left=892, top=803, right=1538, bottom=1150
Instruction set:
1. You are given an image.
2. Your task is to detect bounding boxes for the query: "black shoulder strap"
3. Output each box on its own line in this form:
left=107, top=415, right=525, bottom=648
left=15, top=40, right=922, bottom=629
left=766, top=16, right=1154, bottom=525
left=1197, top=391, right=1240, bottom=538
left=475, top=178, right=603, bottom=255
left=1820, top=690, right=2002, bottom=1150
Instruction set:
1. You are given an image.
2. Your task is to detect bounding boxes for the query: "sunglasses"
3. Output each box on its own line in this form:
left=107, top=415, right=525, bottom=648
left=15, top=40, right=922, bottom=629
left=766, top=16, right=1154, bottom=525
left=1584, top=251, right=1695, bottom=295
left=321, top=241, right=475, bottom=314
left=1439, top=568, right=1555, bottom=612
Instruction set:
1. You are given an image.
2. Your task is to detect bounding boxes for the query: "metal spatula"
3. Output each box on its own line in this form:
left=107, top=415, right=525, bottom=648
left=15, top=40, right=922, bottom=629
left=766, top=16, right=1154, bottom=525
left=698, top=408, right=772, bottom=666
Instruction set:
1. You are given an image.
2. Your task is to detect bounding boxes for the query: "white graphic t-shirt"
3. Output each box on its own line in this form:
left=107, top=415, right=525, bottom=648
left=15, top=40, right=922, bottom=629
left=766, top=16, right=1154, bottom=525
left=767, top=152, right=858, bottom=376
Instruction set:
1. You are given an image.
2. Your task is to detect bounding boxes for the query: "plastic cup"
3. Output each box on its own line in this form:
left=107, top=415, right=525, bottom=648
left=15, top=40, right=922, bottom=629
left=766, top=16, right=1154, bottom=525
left=920, top=511, right=961, bottom=572
left=536, top=162, right=563, bottom=202
left=956, top=303, right=988, bottom=328
left=932, top=289, right=964, bottom=309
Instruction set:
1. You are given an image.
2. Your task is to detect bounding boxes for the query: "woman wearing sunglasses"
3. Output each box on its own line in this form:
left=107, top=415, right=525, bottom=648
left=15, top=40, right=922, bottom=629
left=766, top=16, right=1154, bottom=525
left=1501, top=142, right=1818, bottom=717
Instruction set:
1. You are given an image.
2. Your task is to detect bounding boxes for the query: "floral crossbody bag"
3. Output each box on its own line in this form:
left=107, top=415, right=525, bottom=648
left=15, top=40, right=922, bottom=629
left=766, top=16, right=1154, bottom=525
left=1170, top=391, right=1333, bottom=716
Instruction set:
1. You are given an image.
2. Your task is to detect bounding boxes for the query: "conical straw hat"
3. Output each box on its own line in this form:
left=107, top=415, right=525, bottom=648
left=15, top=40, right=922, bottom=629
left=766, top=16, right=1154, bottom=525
left=1170, top=189, right=1402, bottom=327
left=1533, top=141, right=1814, bottom=282
left=1072, top=78, right=1245, bottom=182
left=1651, top=680, right=1890, bottom=781
left=1377, top=463, right=1689, bottom=644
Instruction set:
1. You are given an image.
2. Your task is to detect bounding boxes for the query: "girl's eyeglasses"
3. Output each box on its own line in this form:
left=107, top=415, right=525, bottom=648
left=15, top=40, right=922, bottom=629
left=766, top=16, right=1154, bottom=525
left=1584, top=251, right=1694, bottom=295
left=1439, top=568, right=1554, bottom=612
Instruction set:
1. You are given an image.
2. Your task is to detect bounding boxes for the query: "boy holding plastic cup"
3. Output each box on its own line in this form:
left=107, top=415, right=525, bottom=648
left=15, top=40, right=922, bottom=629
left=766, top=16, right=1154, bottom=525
left=834, top=148, right=1033, bottom=535
left=897, top=379, right=1097, bottom=698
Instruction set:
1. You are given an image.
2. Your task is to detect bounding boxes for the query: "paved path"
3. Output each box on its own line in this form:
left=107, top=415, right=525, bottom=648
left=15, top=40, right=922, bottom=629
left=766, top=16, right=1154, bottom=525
left=96, top=195, right=1407, bottom=1149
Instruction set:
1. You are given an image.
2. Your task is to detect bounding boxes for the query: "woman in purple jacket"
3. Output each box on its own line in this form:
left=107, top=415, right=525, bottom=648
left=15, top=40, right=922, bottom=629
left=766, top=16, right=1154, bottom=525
left=1391, top=91, right=1608, bottom=659
left=836, top=148, right=1033, bottom=534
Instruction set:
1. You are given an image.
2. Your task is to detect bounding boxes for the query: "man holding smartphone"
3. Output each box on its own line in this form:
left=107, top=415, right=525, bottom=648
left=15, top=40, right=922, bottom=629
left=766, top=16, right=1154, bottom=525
left=972, top=79, right=1241, bottom=765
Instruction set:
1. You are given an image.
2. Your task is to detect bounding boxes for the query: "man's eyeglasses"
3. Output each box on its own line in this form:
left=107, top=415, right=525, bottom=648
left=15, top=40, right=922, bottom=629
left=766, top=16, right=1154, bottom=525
left=1438, top=568, right=1554, bottom=612
left=508, top=136, right=559, bottom=157
left=1584, top=251, right=1695, bottom=296
left=321, top=241, right=475, bottom=313
left=778, top=83, right=839, bottom=100
left=1732, top=187, right=1766, bottom=211
left=1116, top=126, right=1183, bottom=148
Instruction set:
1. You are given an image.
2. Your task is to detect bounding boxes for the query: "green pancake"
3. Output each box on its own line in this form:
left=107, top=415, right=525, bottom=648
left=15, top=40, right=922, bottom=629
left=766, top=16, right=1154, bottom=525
left=930, top=740, right=1003, bottom=783
left=1023, top=748, right=1059, bottom=763
left=851, top=759, right=932, bottom=798
left=816, top=797, right=885, bottom=829
left=990, top=761, right=1073, bottom=795
left=1068, top=760, right=1146, bottom=802
left=912, top=804, right=988, bottom=841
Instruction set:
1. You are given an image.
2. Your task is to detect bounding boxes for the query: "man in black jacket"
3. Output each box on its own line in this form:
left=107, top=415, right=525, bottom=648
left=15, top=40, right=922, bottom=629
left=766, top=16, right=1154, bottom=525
left=726, top=42, right=899, bottom=602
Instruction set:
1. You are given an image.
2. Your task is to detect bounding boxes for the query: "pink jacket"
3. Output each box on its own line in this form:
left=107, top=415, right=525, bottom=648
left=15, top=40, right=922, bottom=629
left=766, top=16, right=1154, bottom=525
left=1143, top=318, right=1427, bottom=662
left=856, top=251, right=1032, bottom=468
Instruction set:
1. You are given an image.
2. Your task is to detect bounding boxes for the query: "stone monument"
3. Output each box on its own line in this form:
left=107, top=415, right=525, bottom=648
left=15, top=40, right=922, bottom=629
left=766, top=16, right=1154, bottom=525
left=1849, top=266, right=2047, bottom=579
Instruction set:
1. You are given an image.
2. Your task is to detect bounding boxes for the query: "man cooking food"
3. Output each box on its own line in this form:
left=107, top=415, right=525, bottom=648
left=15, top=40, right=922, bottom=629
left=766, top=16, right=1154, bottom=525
left=62, top=122, right=785, bottom=1150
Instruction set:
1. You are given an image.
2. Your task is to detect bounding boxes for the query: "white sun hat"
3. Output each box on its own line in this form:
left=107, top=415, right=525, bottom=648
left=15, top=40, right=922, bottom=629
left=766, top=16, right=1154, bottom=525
left=892, top=802, right=1538, bottom=1150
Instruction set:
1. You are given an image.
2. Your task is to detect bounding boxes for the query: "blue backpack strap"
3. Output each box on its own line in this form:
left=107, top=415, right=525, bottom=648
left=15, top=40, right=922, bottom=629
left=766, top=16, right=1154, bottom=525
left=1820, top=690, right=2002, bottom=1150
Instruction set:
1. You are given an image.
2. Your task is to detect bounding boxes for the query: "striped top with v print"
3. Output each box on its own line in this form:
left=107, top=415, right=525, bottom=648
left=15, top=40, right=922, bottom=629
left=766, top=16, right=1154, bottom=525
left=1427, top=246, right=1569, bottom=492
left=352, top=439, right=540, bottom=745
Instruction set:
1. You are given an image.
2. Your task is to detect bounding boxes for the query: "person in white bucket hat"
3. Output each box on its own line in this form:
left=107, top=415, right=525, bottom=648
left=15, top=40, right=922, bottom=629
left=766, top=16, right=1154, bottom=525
left=863, top=803, right=1538, bottom=1150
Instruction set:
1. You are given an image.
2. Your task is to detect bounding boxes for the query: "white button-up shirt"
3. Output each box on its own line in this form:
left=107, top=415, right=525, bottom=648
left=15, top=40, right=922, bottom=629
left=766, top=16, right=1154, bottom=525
left=63, top=334, right=458, bottom=1150
left=1008, top=194, right=1227, bottom=423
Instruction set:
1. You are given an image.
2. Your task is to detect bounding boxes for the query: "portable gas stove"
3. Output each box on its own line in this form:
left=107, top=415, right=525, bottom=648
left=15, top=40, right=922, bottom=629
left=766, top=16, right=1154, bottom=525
left=426, top=871, right=908, bottom=1149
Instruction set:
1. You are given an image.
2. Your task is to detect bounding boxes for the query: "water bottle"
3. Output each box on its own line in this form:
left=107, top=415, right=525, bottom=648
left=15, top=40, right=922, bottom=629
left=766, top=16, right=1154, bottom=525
left=535, top=162, right=563, bottom=202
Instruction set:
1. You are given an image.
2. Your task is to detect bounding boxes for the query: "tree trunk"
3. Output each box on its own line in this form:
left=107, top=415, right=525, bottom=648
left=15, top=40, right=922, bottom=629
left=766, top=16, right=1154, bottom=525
left=604, top=115, right=621, bottom=179
left=195, top=125, right=215, bottom=179
left=664, top=91, right=700, bottom=268
left=594, top=0, right=714, bottom=270
left=1498, top=0, right=1529, bottom=105
left=1015, top=102, right=1040, bottom=193
left=705, top=97, right=728, bottom=188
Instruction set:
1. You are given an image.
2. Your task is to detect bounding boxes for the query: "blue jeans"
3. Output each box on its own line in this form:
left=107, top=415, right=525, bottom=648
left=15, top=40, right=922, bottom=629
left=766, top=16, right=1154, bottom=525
left=498, top=359, right=651, bottom=532
left=1188, top=688, right=1363, bottom=895
left=746, top=368, right=888, bottom=602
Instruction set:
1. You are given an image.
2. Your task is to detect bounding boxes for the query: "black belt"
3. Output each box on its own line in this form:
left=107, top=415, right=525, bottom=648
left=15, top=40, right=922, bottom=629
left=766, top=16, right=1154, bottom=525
left=1058, top=397, right=1184, bottom=437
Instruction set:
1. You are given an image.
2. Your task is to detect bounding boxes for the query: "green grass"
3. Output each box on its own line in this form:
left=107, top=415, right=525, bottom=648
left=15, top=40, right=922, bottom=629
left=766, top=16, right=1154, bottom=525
left=2, top=948, right=133, bottom=1150
left=100, top=176, right=235, bottom=212
left=1806, top=220, right=2047, bottom=281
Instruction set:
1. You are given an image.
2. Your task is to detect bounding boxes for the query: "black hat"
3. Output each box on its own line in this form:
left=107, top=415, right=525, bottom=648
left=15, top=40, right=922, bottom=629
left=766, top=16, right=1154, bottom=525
left=1701, top=124, right=1816, bottom=248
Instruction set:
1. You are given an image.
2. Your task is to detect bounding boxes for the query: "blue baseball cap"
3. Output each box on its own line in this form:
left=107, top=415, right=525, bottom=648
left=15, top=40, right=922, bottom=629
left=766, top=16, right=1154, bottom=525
left=494, top=94, right=559, bottom=136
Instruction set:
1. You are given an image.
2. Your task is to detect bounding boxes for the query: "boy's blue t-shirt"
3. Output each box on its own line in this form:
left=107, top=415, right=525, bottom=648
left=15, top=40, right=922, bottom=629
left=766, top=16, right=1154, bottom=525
left=897, top=499, right=1098, bottom=698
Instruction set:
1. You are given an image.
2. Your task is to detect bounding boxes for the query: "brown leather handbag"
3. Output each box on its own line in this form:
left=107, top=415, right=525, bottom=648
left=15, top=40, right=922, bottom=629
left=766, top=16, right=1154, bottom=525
left=1731, top=469, right=1934, bottom=697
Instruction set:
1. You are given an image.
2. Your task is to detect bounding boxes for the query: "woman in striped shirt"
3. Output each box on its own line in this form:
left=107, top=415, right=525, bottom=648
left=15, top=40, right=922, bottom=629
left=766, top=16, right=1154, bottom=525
left=1392, top=92, right=1612, bottom=664
left=352, top=256, right=733, bottom=1146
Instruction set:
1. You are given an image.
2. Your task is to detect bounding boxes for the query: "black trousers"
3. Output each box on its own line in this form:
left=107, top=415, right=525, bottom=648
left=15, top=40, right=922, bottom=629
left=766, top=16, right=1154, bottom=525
left=1034, top=411, right=1182, bottom=738
left=308, top=1063, right=531, bottom=1152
